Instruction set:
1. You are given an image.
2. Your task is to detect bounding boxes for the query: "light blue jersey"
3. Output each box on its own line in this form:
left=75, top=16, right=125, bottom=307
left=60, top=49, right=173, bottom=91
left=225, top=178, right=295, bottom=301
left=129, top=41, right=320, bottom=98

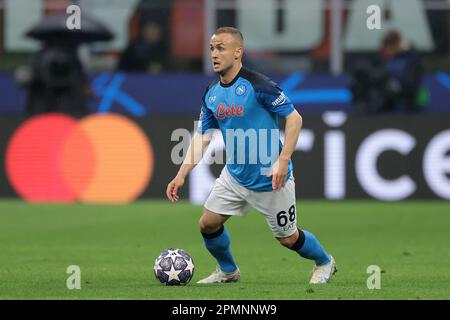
left=197, top=67, right=296, bottom=191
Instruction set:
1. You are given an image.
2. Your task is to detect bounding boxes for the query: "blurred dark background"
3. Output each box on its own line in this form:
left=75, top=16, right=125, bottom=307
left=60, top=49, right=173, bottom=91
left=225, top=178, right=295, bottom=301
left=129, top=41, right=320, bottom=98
left=0, top=0, right=449, bottom=203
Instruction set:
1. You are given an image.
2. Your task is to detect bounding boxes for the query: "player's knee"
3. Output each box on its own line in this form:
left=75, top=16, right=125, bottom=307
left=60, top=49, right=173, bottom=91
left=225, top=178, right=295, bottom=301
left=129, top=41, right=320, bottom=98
left=277, top=232, right=298, bottom=248
left=277, top=237, right=295, bottom=248
left=198, top=218, right=209, bottom=233
left=198, top=217, right=221, bottom=234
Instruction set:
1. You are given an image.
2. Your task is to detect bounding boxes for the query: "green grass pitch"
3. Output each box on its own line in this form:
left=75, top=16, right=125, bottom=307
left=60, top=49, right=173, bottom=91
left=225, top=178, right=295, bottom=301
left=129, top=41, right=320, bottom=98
left=0, top=200, right=449, bottom=299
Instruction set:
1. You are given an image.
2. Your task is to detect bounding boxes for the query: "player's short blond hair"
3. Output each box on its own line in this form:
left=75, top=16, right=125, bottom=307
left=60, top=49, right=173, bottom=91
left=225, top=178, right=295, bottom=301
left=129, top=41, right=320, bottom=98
left=213, top=27, right=244, bottom=43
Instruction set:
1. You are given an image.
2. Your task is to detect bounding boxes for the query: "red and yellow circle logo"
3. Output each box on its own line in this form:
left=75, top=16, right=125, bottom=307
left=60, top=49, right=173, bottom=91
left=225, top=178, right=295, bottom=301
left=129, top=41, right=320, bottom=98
left=6, top=113, right=154, bottom=203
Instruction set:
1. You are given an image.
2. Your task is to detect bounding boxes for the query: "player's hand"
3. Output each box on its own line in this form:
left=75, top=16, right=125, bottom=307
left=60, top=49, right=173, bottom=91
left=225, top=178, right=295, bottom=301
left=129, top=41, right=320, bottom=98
left=268, top=158, right=289, bottom=191
left=166, top=175, right=185, bottom=202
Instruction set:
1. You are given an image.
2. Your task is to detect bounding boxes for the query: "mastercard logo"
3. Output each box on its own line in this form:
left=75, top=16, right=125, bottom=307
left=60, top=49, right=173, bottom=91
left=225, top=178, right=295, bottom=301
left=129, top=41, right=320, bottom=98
left=6, top=113, right=154, bottom=203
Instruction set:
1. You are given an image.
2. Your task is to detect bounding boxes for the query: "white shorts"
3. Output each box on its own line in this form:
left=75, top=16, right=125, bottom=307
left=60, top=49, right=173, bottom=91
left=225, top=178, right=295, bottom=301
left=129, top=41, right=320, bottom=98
left=204, top=167, right=297, bottom=238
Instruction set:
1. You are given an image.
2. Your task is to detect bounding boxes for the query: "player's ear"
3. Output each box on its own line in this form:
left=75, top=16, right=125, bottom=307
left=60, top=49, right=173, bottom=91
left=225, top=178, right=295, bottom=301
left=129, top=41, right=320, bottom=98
left=235, top=47, right=243, bottom=60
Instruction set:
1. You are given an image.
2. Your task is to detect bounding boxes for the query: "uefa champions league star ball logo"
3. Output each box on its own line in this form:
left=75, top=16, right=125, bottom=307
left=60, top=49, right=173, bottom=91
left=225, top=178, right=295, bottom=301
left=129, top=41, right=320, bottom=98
left=235, top=84, right=246, bottom=96
left=154, top=248, right=195, bottom=285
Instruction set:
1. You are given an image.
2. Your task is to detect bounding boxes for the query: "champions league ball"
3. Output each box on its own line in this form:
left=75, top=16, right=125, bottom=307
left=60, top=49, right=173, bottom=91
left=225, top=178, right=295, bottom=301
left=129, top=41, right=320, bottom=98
left=153, top=248, right=195, bottom=285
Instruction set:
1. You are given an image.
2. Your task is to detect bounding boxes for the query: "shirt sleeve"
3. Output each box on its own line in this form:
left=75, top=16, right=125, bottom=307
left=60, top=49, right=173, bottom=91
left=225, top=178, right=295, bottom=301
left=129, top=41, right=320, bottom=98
left=197, top=100, right=219, bottom=134
left=255, top=83, right=296, bottom=117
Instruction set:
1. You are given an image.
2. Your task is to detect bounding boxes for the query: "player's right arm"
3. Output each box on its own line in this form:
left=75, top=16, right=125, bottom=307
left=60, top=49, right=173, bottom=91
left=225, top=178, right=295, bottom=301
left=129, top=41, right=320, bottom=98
left=166, top=132, right=213, bottom=202
left=166, top=95, right=219, bottom=202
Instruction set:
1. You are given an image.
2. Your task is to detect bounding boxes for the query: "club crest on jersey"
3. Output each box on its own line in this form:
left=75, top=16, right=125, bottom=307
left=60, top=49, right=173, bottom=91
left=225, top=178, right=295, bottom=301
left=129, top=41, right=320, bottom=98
left=208, top=95, right=216, bottom=103
left=235, top=84, right=247, bottom=96
left=215, top=103, right=244, bottom=119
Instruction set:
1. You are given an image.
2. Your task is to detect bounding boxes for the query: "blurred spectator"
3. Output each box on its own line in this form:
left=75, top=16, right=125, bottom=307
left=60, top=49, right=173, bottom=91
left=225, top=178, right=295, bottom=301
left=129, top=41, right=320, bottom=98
left=17, top=41, right=89, bottom=117
left=117, top=21, right=169, bottom=73
left=381, top=30, right=424, bottom=112
left=350, top=30, right=425, bottom=113
left=349, top=59, right=390, bottom=114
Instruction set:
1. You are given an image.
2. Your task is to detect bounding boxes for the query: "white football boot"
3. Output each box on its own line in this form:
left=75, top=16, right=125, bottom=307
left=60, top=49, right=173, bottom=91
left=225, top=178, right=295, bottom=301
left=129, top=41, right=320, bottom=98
left=197, top=266, right=240, bottom=284
left=309, top=256, right=337, bottom=284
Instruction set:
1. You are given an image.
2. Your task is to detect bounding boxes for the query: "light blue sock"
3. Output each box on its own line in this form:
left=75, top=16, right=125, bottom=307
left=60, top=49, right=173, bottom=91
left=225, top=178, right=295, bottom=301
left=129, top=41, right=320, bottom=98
left=297, top=230, right=331, bottom=266
left=202, top=226, right=237, bottom=273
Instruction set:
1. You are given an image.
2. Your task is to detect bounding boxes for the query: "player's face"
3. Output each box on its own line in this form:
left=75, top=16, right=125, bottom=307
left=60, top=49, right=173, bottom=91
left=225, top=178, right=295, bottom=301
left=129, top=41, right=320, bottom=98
left=210, top=33, right=242, bottom=75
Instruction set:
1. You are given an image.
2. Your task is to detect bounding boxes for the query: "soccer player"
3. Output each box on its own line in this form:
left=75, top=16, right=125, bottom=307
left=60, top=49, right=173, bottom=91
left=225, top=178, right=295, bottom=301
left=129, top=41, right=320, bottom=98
left=166, top=27, right=336, bottom=284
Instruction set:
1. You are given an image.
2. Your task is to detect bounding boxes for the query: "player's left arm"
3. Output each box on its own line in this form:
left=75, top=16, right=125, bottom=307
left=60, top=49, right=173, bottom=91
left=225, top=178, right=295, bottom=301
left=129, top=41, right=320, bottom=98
left=271, top=110, right=302, bottom=191
left=256, top=83, right=302, bottom=191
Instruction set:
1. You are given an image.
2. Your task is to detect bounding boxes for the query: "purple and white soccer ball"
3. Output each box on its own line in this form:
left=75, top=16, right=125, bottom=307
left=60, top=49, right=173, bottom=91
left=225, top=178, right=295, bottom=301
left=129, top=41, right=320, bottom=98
left=154, top=248, right=195, bottom=285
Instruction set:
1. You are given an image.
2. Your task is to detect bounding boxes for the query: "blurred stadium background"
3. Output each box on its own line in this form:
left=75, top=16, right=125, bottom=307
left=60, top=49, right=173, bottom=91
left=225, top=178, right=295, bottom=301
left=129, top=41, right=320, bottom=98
left=0, top=0, right=449, bottom=299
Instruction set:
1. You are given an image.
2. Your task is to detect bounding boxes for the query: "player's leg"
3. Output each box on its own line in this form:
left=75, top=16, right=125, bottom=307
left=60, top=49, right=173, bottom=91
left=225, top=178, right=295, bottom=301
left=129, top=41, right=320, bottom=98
left=277, top=228, right=331, bottom=267
left=277, top=228, right=336, bottom=284
left=197, top=167, right=251, bottom=284
left=249, top=177, right=336, bottom=284
left=199, top=209, right=238, bottom=274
